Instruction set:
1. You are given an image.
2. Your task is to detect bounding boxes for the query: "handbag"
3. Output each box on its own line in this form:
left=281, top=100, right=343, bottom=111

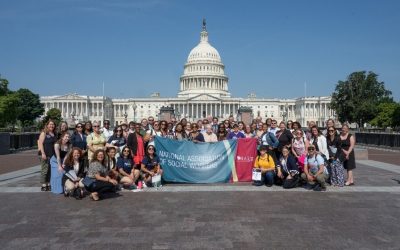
left=82, top=176, right=95, bottom=188
left=283, top=175, right=300, bottom=189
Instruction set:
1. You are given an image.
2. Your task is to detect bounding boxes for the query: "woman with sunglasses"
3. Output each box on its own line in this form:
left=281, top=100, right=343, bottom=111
left=147, top=121, right=162, bottom=146
left=87, top=121, right=107, bottom=162
left=340, top=124, right=356, bottom=186
left=141, top=145, right=163, bottom=187
left=106, top=125, right=126, bottom=156
left=326, top=127, right=345, bottom=187
left=189, top=123, right=205, bottom=142
left=71, top=123, right=87, bottom=152
left=116, top=146, right=140, bottom=189
left=301, top=145, right=329, bottom=191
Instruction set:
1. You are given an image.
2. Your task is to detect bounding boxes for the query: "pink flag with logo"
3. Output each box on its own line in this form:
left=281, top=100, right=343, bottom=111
left=232, top=138, right=258, bottom=182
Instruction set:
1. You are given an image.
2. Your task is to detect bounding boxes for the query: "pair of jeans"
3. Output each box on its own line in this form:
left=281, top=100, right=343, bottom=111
left=264, top=171, right=275, bottom=186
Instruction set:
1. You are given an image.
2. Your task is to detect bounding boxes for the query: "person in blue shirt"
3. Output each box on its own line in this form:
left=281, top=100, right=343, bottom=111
left=116, top=146, right=140, bottom=188
left=226, top=124, right=245, bottom=140
left=141, top=145, right=163, bottom=187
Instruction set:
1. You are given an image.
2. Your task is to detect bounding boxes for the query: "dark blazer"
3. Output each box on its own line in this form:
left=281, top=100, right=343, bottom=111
left=127, top=132, right=143, bottom=156
left=71, top=132, right=87, bottom=150
left=277, top=129, right=294, bottom=151
left=278, top=154, right=299, bottom=175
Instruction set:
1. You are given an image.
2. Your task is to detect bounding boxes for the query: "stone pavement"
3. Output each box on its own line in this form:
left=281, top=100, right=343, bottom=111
left=0, top=149, right=400, bottom=249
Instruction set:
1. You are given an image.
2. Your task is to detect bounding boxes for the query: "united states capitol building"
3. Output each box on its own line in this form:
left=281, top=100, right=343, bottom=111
left=41, top=21, right=334, bottom=127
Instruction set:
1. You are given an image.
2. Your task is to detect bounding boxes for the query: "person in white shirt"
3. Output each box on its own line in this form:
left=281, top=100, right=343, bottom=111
left=101, top=120, right=113, bottom=141
left=268, top=119, right=280, bottom=136
left=202, top=124, right=218, bottom=142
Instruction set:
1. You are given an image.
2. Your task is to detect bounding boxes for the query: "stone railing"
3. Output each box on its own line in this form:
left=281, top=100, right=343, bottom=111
left=0, top=132, right=40, bottom=155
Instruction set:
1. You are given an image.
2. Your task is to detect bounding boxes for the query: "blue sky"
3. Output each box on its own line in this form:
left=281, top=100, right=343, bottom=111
left=1, top=0, right=399, bottom=100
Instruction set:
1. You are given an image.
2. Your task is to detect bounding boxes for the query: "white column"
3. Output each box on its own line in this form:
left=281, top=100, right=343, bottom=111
left=219, top=103, right=222, bottom=118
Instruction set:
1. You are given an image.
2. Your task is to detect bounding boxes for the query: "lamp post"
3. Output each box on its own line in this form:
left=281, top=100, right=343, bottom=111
left=123, top=112, right=128, bottom=124
left=132, top=103, right=137, bottom=122
left=282, top=103, right=289, bottom=123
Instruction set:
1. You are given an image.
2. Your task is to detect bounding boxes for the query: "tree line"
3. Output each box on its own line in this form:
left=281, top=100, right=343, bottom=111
left=330, top=71, right=400, bottom=129
left=0, top=77, right=44, bottom=130
left=1, top=71, right=398, bottom=131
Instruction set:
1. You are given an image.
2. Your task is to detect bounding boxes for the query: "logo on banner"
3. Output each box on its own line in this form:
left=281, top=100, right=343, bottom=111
left=236, top=155, right=254, bottom=162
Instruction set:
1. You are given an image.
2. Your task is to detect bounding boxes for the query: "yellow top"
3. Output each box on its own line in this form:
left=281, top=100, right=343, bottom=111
left=254, top=154, right=275, bottom=171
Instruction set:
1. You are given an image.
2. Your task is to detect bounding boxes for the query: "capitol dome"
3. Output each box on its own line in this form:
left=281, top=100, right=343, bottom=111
left=178, top=20, right=230, bottom=98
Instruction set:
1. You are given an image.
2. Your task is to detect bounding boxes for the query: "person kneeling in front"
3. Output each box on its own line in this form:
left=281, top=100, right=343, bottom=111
left=253, top=145, right=276, bottom=187
left=84, top=149, right=118, bottom=201
left=141, top=145, right=163, bottom=187
left=301, top=145, right=329, bottom=191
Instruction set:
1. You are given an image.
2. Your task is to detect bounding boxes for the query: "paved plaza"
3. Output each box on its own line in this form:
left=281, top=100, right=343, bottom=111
left=0, top=148, right=400, bottom=249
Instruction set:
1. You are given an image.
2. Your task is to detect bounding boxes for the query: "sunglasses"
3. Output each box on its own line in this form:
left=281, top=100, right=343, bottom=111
left=123, top=150, right=130, bottom=153
left=148, top=148, right=155, bottom=151
left=308, top=148, right=315, bottom=151
left=93, top=125, right=99, bottom=128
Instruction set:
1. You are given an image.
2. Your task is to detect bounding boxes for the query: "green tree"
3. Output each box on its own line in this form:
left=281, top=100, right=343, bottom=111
left=392, top=105, right=400, bottom=128
left=43, top=108, right=62, bottom=126
left=0, top=93, right=20, bottom=127
left=370, top=102, right=400, bottom=128
left=15, top=88, right=44, bottom=127
left=330, top=71, right=392, bottom=127
left=0, top=77, right=10, bottom=96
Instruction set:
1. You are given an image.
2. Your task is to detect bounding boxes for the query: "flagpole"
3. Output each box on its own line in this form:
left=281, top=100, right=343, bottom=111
left=102, top=81, right=105, bottom=125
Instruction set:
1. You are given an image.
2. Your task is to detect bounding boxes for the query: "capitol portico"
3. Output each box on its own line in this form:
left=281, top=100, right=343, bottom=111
left=40, top=21, right=335, bottom=127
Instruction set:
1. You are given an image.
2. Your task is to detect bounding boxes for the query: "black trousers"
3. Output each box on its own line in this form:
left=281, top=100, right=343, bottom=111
left=87, top=180, right=116, bottom=196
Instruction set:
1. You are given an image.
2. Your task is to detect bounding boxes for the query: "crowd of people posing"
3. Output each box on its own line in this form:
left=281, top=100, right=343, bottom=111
left=37, top=115, right=356, bottom=200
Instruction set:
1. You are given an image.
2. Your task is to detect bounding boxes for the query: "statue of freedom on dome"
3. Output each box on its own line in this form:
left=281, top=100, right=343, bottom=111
left=202, top=18, right=206, bottom=31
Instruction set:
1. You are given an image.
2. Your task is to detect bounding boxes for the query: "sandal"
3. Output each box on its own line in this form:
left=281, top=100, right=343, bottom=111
left=41, top=186, right=47, bottom=192
left=46, top=185, right=51, bottom=191
left=90, top=193, right=99, bottom=201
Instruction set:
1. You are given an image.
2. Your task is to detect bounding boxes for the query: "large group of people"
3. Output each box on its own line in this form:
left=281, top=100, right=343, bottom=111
left=37, top=115, right=356, bottom=200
